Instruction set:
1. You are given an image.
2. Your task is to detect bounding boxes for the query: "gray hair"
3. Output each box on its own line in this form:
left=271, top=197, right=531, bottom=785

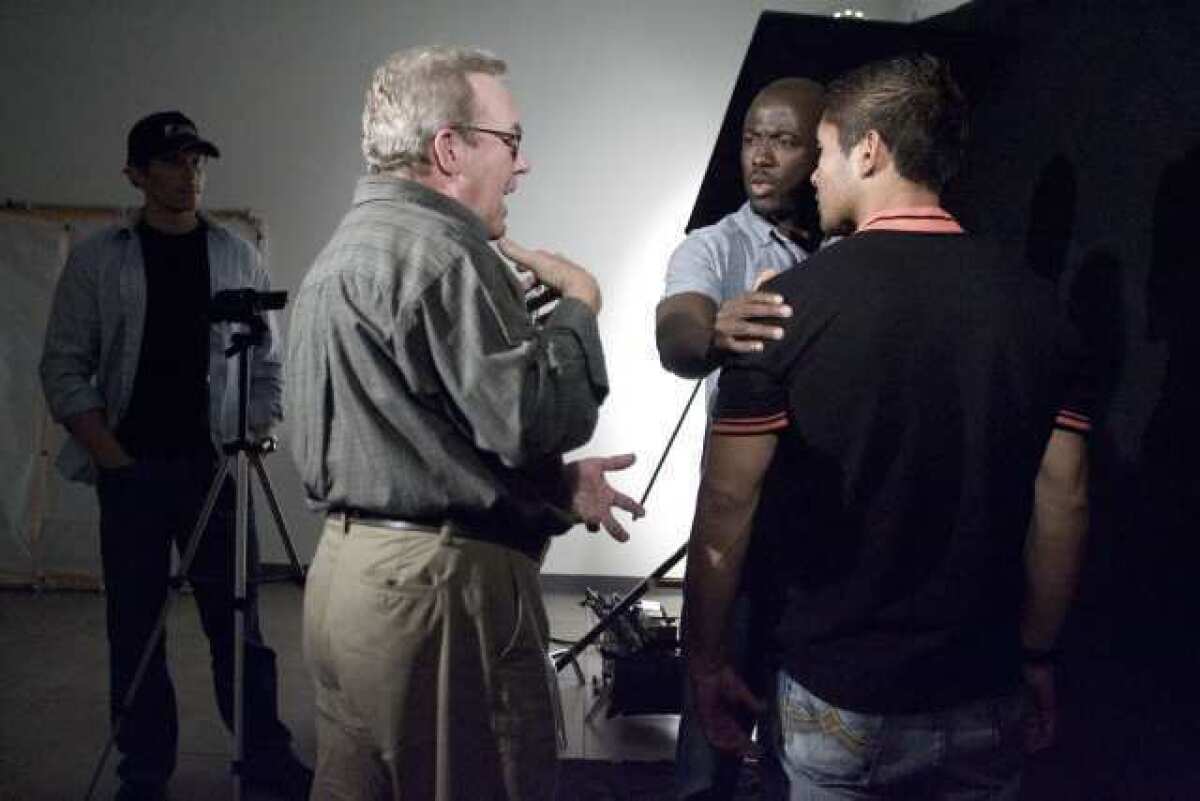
left=362, top=45, right=507, bottom=173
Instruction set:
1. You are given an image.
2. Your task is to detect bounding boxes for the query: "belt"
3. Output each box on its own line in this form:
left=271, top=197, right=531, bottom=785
left=327, top=510, right=444, bottom=535
left=326, top=509, right=550, bottom=563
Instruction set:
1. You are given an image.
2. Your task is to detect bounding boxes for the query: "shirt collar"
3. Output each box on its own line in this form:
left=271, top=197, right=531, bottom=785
left=857, top=206, right=964, bottom=234
left=732, top=201, right=776, bottom=245
left=353, top=174, right=489, bottom=241
left=732, top=201, right=816, bottom=254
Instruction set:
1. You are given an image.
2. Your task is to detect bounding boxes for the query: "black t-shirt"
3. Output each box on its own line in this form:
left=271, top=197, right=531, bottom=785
left=116, top=222, right=212, bottom=459
left=714, top=230, right=1092, bottom=714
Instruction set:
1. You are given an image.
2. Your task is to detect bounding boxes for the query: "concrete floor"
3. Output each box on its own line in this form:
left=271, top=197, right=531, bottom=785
left=0, top=580, right=682, bottom=801
left=5, top=579, right=1200, bottom=800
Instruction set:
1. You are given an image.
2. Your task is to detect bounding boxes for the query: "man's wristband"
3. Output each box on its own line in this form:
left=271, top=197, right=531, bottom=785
left=1021, top=646, right=1060, bottom=665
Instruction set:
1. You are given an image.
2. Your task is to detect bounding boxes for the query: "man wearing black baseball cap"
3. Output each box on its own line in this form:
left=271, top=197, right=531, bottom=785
left=41, top=111, right=311, bottom=801
left=127, top=110, right=221, bottom=163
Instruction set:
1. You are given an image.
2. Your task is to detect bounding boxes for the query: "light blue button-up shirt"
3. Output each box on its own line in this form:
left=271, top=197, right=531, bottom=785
left=40, top=210, right=282, bottom=483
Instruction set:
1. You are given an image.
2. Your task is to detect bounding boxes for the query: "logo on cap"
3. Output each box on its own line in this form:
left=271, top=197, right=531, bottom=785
left=163, top=122, right=198, bottom=138
left=127, top=111, right=221, bottom=165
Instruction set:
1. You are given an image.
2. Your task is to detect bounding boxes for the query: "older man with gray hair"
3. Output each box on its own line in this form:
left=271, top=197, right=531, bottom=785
left=286, top=45, right=644, bottom=800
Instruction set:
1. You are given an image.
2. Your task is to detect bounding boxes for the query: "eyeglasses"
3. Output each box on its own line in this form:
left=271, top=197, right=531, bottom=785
left=453, top=124, right=523, bottom=159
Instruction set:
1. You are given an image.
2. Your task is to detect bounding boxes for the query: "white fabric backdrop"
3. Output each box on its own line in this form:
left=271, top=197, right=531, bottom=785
left=0, top=208, right=266, bottom=588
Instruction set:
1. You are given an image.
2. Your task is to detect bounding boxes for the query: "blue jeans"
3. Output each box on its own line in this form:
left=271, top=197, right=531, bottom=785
left=773, top=671, right=1024, bottom=801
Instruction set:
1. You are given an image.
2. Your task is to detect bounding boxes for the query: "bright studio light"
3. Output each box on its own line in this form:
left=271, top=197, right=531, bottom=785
left=833, top=8, right=867, bottom=19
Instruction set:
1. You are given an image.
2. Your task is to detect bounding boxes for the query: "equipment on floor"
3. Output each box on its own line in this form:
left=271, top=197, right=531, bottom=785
left=581, top=590, right=682, bottom=717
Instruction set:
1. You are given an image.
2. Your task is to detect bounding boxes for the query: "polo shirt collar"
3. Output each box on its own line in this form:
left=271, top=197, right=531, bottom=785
left=857, top=206, right=964, bottom=234
left=353, top=173, right=490, bottom=241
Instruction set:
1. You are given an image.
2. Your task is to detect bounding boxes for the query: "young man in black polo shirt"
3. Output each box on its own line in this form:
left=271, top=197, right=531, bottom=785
left=683, top=55, right=1090, bottom=799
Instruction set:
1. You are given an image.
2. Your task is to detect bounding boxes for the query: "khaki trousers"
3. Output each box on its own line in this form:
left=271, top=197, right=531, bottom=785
left=303, top=518, right=560, bottom=800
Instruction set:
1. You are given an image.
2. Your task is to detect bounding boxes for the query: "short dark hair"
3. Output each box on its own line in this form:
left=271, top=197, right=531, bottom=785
left=823, top=54, right=967, bottom=191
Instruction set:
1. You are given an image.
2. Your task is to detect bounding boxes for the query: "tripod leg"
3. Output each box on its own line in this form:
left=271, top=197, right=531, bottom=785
left=549, top=648, right=586, bottom=684
left=233, top=449, right=250, bottom=801
left=174, top=457, right=236, bottom=585
left=83, top=456, right=234, bottom=801
left=249, top=453, right=306, bottom=584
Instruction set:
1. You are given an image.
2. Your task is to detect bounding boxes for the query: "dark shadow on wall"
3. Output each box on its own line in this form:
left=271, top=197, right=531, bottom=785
left=1025, top=154, right=1077, bottom=284
left=1063, top=247, right=1130, bottom=635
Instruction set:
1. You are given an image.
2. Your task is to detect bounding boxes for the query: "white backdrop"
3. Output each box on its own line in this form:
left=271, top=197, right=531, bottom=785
left=0, top=0, right=964, bottom=578
left=0, top=209, right=269, bottom=587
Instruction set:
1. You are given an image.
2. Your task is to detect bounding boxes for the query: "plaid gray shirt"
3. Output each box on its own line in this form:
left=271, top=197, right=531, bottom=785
left=286, top=176, right=608, bottom=557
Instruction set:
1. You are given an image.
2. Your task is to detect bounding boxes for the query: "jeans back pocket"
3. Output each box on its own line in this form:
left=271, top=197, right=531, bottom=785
left=778, top=672, right=885, bottom=785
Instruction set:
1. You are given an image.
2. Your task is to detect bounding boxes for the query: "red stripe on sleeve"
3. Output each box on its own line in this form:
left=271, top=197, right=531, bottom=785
left=711, top=411, right=788, bottom=436
left=1054, top=410, right=1092, bottom=434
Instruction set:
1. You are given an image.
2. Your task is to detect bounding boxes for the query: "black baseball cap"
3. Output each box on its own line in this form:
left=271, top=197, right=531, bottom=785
left=126, top=111, right=220, bottom=165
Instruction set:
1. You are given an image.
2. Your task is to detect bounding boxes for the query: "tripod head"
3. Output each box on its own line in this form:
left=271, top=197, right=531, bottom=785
left=210, top=287, right=287, bottom=323
left=209, top=286, right=288, bottom=439
left=211, top=287, right=287, bottom=355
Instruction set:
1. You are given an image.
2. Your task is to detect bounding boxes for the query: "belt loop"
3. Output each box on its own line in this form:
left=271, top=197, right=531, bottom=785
left=342, top=513, right=351, bottom=534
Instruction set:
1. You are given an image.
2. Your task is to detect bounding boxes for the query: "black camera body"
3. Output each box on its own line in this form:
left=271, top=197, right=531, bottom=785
left=209, top=288, right=288, bottom=324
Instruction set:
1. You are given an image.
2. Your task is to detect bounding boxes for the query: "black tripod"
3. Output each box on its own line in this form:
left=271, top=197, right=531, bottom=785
left=85, top=302, right=305, bottom=801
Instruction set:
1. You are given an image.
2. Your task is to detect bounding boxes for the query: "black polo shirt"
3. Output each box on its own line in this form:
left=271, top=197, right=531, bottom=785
left=714, top=217, right=1091, bottom=713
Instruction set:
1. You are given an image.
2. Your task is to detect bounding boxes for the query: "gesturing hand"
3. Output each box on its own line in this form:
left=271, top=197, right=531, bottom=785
left=564, top=453, right=645, bottom=542
left=712, top=273, right=791, bottom=355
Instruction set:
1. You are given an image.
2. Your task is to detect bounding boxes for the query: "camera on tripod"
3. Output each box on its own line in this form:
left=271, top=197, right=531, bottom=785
left=209, top=287, right=288, bottom=324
